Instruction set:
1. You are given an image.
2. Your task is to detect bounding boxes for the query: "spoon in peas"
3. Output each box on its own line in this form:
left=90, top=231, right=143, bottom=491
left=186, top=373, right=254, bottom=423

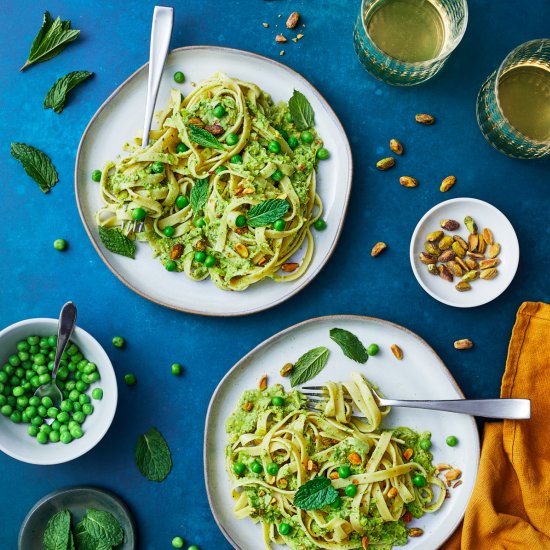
left=34, top=302, right=77, bottom=408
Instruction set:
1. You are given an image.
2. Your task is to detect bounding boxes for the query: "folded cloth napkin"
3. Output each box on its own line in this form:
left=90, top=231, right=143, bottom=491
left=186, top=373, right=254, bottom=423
left=444, top=302, right=550, bottom=549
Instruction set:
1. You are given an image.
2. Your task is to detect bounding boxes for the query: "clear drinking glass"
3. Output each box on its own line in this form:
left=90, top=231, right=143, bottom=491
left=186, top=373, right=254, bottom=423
left=476, top=39, right=550, bottom=159
left=353, top=0, right=468, bottom=86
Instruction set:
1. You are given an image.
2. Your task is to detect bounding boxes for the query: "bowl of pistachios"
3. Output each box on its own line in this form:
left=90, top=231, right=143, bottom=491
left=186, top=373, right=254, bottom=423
left=410, top=197, right=519, bottom=307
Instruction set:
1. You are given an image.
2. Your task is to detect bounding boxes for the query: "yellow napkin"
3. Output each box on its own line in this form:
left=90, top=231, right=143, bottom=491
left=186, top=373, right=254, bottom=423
left=444, top=302, right=550, bottom=549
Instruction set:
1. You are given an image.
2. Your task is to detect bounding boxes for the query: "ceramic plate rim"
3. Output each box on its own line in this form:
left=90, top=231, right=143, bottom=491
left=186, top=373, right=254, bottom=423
left=18, top=485, right=136, bottom=549
left=203, top=314, right=480, bottom=550
left=74, top=45, right=353, bottom=317
left=409, top=197, right=520, bottom=308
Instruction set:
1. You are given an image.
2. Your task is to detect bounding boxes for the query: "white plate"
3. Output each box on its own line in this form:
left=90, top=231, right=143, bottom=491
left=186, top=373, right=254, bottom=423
left=75, top=46, right=352, bottom=316
left=410, top=198, right=519, bottom=308
left=204, top=315, right=480, bottom=550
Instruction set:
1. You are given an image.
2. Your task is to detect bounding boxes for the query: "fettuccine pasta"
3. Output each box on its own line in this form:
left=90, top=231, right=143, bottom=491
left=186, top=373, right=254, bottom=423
left=226, top=373, right=447, bottom=550
left=96, top=73, right=325, bottom=290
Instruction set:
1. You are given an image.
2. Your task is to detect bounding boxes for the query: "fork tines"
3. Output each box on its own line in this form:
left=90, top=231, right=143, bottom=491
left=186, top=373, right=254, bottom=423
left=121, top=220, right=145, bottom=234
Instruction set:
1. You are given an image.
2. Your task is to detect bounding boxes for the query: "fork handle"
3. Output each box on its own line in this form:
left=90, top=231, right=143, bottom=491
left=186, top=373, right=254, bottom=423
left=378, top=398, right=531, bottom=419
left=142, top=6, right=174, bottom=148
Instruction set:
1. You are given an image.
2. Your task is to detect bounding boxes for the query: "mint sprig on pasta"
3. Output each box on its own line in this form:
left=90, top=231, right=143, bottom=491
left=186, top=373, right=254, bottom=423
left=98, top=227, right=136, bottom=259
left=188, top=126, right=224, bottom=150
left=247, top=199, right=290, bottom=228
left=288, top=90, right=315, bottom=130
left=294, top=477, right=339, bottom=510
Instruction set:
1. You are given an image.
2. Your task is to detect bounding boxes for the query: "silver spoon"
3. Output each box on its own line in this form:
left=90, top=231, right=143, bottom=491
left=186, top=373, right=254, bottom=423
left=34, top=302, right=77, bottom=407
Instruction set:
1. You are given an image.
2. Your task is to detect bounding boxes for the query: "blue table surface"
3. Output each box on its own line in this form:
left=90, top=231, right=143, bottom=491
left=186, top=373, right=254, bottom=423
left=1, top=0, right=549, bottom=548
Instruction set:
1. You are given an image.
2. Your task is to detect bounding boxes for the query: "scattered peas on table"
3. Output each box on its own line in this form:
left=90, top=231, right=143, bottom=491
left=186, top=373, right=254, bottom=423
left=124, top=373, right=136, bottom=386
left=53, top=239, right=67, bottom=251
left=112, top=336, right=125, bottom=348
left=171, top=363, right=182, bottom=376
left=172, top=536, right=184, bottom=548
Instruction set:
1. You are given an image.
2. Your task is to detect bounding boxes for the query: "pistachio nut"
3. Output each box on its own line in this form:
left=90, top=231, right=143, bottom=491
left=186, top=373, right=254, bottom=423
left=439, top=236, right=454, bottom=250
left=400, top=176, right=418, bottom=188
left=477, top=234, right=486, bottom=254
left=427, top=230, right=444, bottom=242
left=480, top=268, right=498, bottom=280
left=415, top=113, right=435, bottom=125
left=462, top=270, right=479, bottom=282
left=419, top=251, right=438, bottom=265
left=390, top=344, right=404, bottom=360
left=453, top=235, right=468, bottom=250
left=479, top=258, right=500, bottom=269
left=440, top=219, right=460, bottom=231
left=455, top=257, right=469, bottom=271
left=376, top=157, right=395, bottom=170
left=438, top=264, right=454, bottom=282
left=409, top=528, right=424, bottom=537
left=455, top=281, right=471, bottom=292
left=465, top=258, right=478, bottom=270
left=464, top=216, right=477, bottom=234
left=468, top=233, right=479, bottom=252
left=452, top=241, right=466, bottom=258
left=440, top=175, right=456, bottom=192
left=438, top=249, right=456, bottom=262
left=454, top=339, right=474, bottom=350
left=389, top=138, right=404, bottom=155
left=446, top=261, right=463, bottom=277
left=482, top=227, right=494, bottom=245
left=371, top=241, right=388, bottom=257
left=467, top=251, right=484, bottom=260
left=427, top=264, right=439, bottom=276
left=280, top=363, right=294, bottom=377
left=424, top=241, right=440, bottom=256
left=487, top=243, right=501, bottom=259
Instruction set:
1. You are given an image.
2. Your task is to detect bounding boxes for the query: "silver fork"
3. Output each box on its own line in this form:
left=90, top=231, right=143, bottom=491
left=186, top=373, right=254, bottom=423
left=302, top=386, right=531, bottom=420
left=122, top=5, right=174, bottom=235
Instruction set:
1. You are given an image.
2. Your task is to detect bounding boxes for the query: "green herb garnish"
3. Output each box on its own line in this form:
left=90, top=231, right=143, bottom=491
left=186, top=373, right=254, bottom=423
left=98, top=227, right=136, bottom=259
left=330, top=328, right=369, bottom=364
left=10, top=142, right=58, bottom=193
left=294, top=477, right=339, bottom=510
left=135, top=427, right=172, bottom=482
left=43, top=510, right=71, bottom=550
left=247, top=199, right=290, bottom=228
left=44, top=70, right=93, bottom=113
left=190, top=179, right=209, bottom=213
left=21, top=11, right=80, bottom=71
left=78, top=509, right=124, bottom=547
left=288, top=89, right=315, bottom=131
left=290, top=346, right=330, bottom=387
left=188, top=125, right=224, bottom=150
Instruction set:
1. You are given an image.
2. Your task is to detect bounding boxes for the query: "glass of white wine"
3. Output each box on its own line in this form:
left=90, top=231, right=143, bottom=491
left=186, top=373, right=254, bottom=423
left=353, top=0, right=468, bottom=85
left=476, top=39, right=550, bottom=159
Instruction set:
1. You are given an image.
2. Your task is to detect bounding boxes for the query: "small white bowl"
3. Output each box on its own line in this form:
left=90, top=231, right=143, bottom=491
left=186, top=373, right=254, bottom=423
left=410, top=198, right=519, bottom=308
left=0, top=319, right=117, bottom=465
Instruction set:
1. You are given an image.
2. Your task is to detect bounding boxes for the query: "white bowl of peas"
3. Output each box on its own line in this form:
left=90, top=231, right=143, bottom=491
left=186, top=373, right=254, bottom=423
left=0, top=318, right=117, bottom=465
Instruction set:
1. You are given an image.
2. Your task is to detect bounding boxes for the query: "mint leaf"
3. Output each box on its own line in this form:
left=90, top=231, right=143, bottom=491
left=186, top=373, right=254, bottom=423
left=190, top=179, right=209, bottom=213
left=44, top=70, right=93, bottom=113
left=294, top=477, right=338, bottom=510
left=288, top=90, right=315, bottom=131
left=330, top=328, right=369, bottom=364
left=74, top=523, right=111, bottom=550
left=21, top=11, right=80, bottom=71
left=135, top=427, right=172, bottom=482
left=80, top=509, right=124, bottom=547
left=188, top=125, right=224, bottom=150
left=290, top=346, right=330, bottom=387
left=247, top=199, right=289, bottom=228
left=98, top=227, right=136, bottom=259
left=43, top=509, right=71, bottom=550
left=10, top=142, right=58, bottom=193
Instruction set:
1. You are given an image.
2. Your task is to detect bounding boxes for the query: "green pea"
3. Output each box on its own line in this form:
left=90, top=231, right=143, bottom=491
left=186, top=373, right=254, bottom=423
left=172, top=537, right=185, bottom=548
left=27, top=336, right=39, bottom=346
left=60, top=431, right=73, bottom=444
left=88, top=371, right=100, bottom=383
left=70, top=426, right=83, bottom=439
left=29, top=396, right=40, bottom=407
left=17, top=341, right=30, bottom=352
left=16, top=396, right=28, bottom=408
left=279, top=128, right=289, bottom=141
left=204, top=255, right=216, bottom=268
left=124, top=373, right=137, bottom=386
left=287, top=136, right=298, bottom=149
left=47, top=407, right=58, bottom=419
left=235, top=214, right=247, bottom=228
left=273, top=219, right=286, bottom=232
left=271, top=396, right=285, bottom=407
left=76, top=381, right=88, bottom=393
left=36, top=432, right=48, bottom=444
left=40, top=424, right=51, bottom=434
left=12, top=386, right=24, bottom=397
left=194, top=218, right=206, bottom=228
left=132, top=208, right=146, bottom=222
left=446, top=435, right=458, bottom=447
left=176, top=195, right=189, bottom=209
left=268, top=140, right=281, bottom=154
left=345, top=484, right=358, bottom=497
left=165, top=260, right=177, bottom=272
left=91, top=169, right=102, bottom=182
left=151, top=161, right=164, bottom=174
left=57, top=411, right=70, bottom=423
left=267, top=463, right=279, bottom=475
left=338, top=466, right=351, bottom=479
left=250, top=461, right=263, bottom=474
left=314, top=218, right=327, bottom=231
left=367, top=344, right=379, bottom=356
left=317, top=147, right=329, bottom=160
left=53, top=239, right=67, bottom=251
left=41, top=396, right=52, bottom=407
left=28, top=425, right=39, bottom=437
left=69, top=390, right=80, bottom=402
left=188, top=546, right=200, bottom=550
left=284, top=112, right=293, bottom=123
left=38, top=373, right=50, bottom=384
left=49, top=431, right=60, bottom=443
left=194, top=251, right=207, bottom=263
left=230, top=154, right=243, bottom=164
left=419, top=438, right=432, bottom=451
left=279, top=523, right=291, bottom=536
left=173, top=71, right=185, bottom=84
left=51, top=420, right=61, bottom=431
left=233, top=462, right=245, bottom=476
left=176, top=142, right=189, bottom=153
left=10, top=410, right=22, bottom=423
left=226, top=133, right=239, bottom=146
left=8, top=355, right=20, bottom=367
left=92, top=388, right=103, bottom=400
left=213, top=104, right=226, bottom=118
left=412, top=474, right=427, bottom=487
left=331, top=496, right=342, bottom=509
left=162, top=226, right=175, bottom=238
left=214, top=166, right=226, bottom=174
left=271, top=169, right=284, bottom=182
left=74, top=411, right=86, bottom=424
left=301, top=131, right=314, bottom=144
left=82, top=403, right=93, bottom=415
